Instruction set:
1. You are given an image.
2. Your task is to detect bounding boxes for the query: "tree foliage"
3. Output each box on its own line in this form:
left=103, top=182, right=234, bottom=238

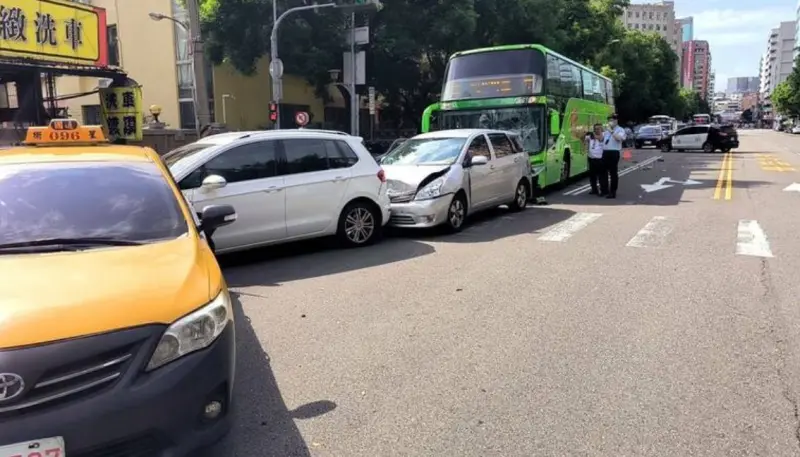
left=200, top=0, right=693, bottom=127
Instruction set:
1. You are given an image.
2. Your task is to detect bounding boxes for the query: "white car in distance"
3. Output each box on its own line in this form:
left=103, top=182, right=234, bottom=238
left=164, top=130, right=391, bottom=254
left=380, top=129, right=532, bottom=232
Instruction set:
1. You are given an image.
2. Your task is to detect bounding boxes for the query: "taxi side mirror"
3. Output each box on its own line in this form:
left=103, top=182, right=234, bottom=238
left=201, top=174, right=227, bottom=191
left=200, top=204, right=237, bottom=231
left=549, top=110, right=560, bottom=136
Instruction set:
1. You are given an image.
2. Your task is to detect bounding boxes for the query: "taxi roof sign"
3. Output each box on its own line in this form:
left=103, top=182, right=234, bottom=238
left=24, top=119, right=108, bottom=146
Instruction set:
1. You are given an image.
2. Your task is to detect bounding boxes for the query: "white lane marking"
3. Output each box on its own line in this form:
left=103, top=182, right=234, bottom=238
left=538, top=212, right=602, bottom=242
left=735, top=220, right=774, bottom=258
left=563, top=155, right=663, bottom=196
left=626, top=216, right=674, bottom=248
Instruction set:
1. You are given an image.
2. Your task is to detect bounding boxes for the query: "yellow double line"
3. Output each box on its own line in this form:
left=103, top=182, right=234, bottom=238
left=713, top=151, right=733, bottom=200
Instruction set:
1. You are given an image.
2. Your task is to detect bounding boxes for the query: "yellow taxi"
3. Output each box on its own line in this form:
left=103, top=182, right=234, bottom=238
left=0, top=120, right=238, bottom=457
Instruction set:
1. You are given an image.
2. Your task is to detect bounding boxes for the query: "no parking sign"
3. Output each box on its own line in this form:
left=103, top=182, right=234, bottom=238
left=294, top=111, right=309, bottom=127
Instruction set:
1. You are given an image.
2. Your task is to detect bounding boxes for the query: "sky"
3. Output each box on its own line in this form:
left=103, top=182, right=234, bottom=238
left=635, top=0, right=797, bottom=92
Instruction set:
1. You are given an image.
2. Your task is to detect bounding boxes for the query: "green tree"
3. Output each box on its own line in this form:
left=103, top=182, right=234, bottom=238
left=594, top=30, right=679, bottom=122
left=771, top=55, right=800, bottom=118
left=772, top=81, right=800, bottom=118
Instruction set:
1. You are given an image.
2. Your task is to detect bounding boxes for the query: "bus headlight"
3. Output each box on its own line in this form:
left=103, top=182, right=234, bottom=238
left=146, top=290, right=233, bottom=371
left=414, top=177, right=445, bottom=201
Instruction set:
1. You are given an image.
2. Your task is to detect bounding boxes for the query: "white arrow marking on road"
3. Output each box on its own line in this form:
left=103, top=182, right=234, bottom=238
left=641, top=177, right=702, bottom=192
left=641, top=177, right=674, bottom=193
left=736, top=220, right=773, bottom=258
left=784, top=183, right=800, bottom=192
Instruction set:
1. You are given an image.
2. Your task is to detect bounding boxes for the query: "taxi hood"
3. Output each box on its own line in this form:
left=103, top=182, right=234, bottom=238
left=0, top=235, right=222, bottom=349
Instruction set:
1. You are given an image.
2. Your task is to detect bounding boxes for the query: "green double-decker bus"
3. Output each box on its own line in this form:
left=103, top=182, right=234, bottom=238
left=422, top=44, right=615, bottom=189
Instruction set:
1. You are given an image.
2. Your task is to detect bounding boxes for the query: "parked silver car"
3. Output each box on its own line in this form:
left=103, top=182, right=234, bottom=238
left=380, top=129, right=532, bottom=231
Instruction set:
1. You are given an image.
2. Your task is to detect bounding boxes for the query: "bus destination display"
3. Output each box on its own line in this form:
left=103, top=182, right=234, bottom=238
left=442, top=75, right=542, bottom=101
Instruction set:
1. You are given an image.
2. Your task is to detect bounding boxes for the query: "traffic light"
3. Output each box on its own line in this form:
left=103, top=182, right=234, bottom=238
left=269, top=101, right=278, bottom=122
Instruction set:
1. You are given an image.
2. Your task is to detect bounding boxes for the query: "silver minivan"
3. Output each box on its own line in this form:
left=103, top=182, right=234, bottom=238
left=380, top=129, right=532, bottom=231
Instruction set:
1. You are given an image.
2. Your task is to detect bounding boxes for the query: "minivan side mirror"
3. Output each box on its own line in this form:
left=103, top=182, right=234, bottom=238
left=199, top=204, right=237, bottom=232
left=469, top=155, right=489, bottom=166
left=201, top=174, right=227, bottom=191
left=549, top=109, right=560, bottom=135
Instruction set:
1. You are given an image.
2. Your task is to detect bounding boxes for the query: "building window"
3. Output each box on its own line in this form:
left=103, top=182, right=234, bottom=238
left=82, top=105, right=101, bottom=124
left=179, top=100, right=196, bottom=129
left=656, top=24, right=661, bottom=31
left=627, top=11, right=631, bottom=17
left=649, top=11, right=653, bottom=19
left=107, top=25, right=119, bottom=66
left=635, top=11, right=639, bottom=18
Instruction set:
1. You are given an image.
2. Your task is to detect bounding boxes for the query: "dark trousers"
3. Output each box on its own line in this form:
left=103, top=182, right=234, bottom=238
left=602, top=150, right=621, bottom=195
left=588, top=157, right=606, bottom=194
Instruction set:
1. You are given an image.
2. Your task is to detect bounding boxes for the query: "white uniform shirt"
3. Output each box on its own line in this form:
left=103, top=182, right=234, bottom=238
left=588, top=138, right=604, bottom=159
left=603, top=126, right=626, bottom=151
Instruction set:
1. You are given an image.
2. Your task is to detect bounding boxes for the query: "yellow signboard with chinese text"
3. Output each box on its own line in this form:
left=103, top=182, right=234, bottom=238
left=99, top=86, right=143, bottom=141
left=0, top=0, right=108, bottom=66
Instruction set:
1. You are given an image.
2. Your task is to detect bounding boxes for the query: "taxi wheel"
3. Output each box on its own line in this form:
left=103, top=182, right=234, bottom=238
left=702, top=142, right=714, bottom=153
left=661, top=142, right=671, bottom=152
left=508, top=180, right=529, bottom=212
left=337, top=201, right=381, bottom=247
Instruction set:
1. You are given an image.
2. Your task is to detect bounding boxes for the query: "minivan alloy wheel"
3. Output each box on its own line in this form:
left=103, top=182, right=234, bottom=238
left=344, top=207, right=375, bottom=244
left=448, top=198, right=465, bottom=229
left=516, top=184, right=527, bottom=207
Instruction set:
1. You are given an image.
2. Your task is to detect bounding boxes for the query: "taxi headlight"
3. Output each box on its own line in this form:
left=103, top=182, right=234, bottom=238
left=146, top=290, right=233, bottom=371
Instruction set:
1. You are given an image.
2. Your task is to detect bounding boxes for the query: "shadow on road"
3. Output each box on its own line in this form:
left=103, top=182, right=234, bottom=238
left=203, top=293, right=336, bottom=457
left=221, top=237, right=435, bottom=287
left=553, top=152, right=773, bottom=207
left=390, top=206, right=576, bottom=243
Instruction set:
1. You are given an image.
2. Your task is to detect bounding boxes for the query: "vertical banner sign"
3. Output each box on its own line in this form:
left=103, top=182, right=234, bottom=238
left=368, top=86, right=376, bottom=115
left=99, top=86, right=143, bottom=141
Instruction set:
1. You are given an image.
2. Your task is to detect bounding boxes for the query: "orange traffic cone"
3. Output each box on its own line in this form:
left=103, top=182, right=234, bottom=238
left=622, top=148, right=633, bottom=161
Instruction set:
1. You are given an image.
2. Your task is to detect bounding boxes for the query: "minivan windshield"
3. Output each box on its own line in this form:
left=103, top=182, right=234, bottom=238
left=0, top=161, right=188, bottom=249
left=380, top=137, right=466, bottom=166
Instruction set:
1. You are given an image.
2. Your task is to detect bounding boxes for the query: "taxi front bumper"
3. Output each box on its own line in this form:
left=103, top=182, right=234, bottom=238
left=0, top=322, right=235, bottom=457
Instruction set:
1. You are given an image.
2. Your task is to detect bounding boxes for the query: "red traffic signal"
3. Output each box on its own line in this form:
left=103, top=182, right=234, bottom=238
left=269, top=101, right=278, bottom=122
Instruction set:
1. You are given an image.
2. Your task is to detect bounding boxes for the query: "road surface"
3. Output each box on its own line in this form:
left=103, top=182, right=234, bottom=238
left=207, top=129, right=800, bottom=456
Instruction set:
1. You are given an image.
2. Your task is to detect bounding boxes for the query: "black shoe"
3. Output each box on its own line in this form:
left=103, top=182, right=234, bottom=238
left=605, top=193, right=616, bottom=199
left=588, top=190, right=599, bottom=195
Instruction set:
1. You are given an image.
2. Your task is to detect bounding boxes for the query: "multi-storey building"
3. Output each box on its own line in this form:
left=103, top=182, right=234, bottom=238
left=676, top=17, right=693, bottom=42
left=621, top=1, right=680, bottom=79
left=726, top=77, right=760, bottom=95
left=681, top=40, right=711, bottom=98
left=759, top=22, right=796, bottom=101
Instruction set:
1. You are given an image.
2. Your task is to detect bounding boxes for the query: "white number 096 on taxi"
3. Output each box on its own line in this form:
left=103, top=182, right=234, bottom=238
left=0, top=437, right=64, bottom=457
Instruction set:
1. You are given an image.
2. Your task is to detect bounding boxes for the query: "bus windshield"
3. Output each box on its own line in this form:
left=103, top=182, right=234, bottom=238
left=442, top=49, right=545, bottom=101
left=437, top=105, right=545, bottom=153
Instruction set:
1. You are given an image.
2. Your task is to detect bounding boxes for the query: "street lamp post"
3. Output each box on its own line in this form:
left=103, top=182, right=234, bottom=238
left=149, top=9, right=209, bottom=136
left=269, top=0, right=381, bottom=130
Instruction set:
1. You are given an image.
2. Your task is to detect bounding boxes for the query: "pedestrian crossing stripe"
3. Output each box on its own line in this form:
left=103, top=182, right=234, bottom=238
left=464, top=212, right=776, bottom=257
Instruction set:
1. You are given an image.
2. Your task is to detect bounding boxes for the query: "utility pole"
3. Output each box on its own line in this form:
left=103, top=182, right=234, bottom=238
left=270, top=0, right=381, bottom=130
left=349, top=12, right=358, bottom=137
left=186, top=0, right=211, bottom=131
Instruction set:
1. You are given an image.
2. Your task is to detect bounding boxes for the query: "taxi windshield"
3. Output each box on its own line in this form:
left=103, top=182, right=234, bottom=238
left=0, top=160, right=188, bottom=248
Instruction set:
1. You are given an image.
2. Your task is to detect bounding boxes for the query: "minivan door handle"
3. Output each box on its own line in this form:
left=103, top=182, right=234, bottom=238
left=332, top=176, right=346, bottom=182
left=265, top=186, right=282, bottom=193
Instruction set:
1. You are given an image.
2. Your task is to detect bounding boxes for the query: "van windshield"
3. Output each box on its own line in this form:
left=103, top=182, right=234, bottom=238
left=380, top=138, right=466, bottom=166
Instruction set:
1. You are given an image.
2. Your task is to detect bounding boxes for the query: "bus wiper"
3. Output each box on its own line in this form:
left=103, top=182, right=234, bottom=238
left=0, top=237, right=143, bottom=250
